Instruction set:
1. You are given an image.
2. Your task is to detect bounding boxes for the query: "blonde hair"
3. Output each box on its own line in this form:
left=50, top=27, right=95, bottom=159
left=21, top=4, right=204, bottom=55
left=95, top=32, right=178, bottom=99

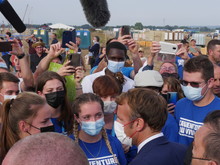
left=72, top=93, right=119, bottom=164
left=0, top=92, right=46, bottom=160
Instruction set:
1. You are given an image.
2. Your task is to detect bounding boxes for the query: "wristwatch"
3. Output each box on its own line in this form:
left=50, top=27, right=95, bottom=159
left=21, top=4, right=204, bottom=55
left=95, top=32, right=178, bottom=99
left=17, top=54, right=25, bottom=59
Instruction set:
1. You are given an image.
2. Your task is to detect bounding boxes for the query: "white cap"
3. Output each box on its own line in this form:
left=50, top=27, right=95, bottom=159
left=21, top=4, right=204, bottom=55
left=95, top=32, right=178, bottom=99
left=134, top=70, right=164, bottom=87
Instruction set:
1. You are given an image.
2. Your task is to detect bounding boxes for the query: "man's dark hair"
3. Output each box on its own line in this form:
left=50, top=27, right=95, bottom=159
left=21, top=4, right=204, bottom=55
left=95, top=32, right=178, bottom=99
left=95, top=36, right=100, bottom=42
left=6, top=32, right=11, bottom=37
left=106, top=41, right=127, bottom=57
left=0, top=72, right=19, bottom=90
left=203, top=110, right=220, bottom=164
left=184, top=55, right=214, bottom=81
left=116, top=88, right=167, bottom=132
left=181, top=40, right=189, bottom=45
left=207, top=39, right=220, bottom=55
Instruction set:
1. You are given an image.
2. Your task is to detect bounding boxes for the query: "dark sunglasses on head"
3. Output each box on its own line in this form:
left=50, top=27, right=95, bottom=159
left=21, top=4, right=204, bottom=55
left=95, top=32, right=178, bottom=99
left=180, top=80, right=204, bottom=88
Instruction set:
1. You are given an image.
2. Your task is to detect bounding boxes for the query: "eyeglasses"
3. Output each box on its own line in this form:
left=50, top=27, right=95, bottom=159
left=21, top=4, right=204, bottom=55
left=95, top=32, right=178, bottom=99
left=160, top=66, right=176, bottom=72
left=192, top=157, right=211, bottom=161
left=180, top=80, right=205, bottom=88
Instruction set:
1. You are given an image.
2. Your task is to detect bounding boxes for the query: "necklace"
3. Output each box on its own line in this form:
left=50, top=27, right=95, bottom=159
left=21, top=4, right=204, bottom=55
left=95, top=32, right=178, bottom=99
left=81, top=139, right=102, bottom=158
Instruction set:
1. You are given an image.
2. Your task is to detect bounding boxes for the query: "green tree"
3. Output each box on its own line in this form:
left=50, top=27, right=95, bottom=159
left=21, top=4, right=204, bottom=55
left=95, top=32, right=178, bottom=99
left=134, top=22, right=143, bottom=30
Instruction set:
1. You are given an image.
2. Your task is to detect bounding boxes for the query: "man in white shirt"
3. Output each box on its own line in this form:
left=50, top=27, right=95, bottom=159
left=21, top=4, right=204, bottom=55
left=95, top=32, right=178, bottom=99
left=115, top=88, right=186, bottom=165
left=82, top=41, right=135, bottom=93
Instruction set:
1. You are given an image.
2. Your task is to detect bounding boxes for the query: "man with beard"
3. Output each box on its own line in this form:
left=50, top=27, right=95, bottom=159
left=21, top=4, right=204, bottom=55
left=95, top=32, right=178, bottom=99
left=207, top=39, right=220, bottom=66
left=212, top=65, right=220, bottom=97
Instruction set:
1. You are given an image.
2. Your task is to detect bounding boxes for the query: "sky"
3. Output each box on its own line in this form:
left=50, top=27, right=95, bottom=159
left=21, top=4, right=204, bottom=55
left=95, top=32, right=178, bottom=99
left=0, top=0, right=220, bottom=27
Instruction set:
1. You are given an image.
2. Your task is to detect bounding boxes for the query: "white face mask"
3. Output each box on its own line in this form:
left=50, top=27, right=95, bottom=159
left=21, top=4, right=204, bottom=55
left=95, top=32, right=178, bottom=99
left=103, top=101, right=117, bottom=114
left=107, top=60, right=125, bottom=73
left=114, top=120, right=132, bottom=147
left=4, top=95, right=17, bottom=101
left=181, top=84, right=208, bottom=101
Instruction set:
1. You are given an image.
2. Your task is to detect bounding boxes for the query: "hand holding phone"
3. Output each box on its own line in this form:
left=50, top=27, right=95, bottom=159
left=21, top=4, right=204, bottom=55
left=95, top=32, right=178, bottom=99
left=157, top=42, right=178, bottom=63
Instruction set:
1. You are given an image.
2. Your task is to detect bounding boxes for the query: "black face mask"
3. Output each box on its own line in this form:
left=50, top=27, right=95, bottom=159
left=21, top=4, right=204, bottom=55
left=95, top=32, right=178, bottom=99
left=28, top=124, right=55, bottom=133
left=39, top=125, right=55, bottom=132
left=45, top=90, right=65, bottom=108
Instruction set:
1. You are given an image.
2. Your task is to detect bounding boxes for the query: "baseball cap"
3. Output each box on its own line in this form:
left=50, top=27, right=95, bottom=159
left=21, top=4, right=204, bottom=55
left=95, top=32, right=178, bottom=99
left=134, top=70, right=164, bottom=87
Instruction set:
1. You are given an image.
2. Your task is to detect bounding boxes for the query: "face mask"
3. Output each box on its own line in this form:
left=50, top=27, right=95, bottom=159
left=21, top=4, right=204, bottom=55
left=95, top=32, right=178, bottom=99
left=4, top=95, right=17, bottom=101
left=28, top=124, right=55, bottom=134
left=81, top=117, right=105, bottom=136
left=114, top=121, right=132, bottom=147
left=181, top=84, right=208, bottom=101
left=107, top=60, right=125, bottom=73
left=104, top=101, right=117, bottom=114
left=45, top=91, right=65, bottom=108
left=93, top=40, right=96, bottom=43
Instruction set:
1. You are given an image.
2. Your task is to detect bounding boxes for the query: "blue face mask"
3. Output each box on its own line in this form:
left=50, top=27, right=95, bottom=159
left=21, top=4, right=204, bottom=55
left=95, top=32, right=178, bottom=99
left=181, top=84, right=208, bottom=101
left=107, top=60, right=125, bottom=73
left=81, top=118, right=105, bottom=136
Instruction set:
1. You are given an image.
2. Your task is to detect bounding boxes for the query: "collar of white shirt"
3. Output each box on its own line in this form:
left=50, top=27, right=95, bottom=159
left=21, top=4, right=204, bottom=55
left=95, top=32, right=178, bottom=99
left=137, top=132, right=164, bottom=153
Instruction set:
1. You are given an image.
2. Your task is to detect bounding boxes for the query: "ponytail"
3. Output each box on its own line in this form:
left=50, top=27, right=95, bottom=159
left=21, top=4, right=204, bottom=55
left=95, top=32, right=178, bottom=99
left=0, top=99, right=20, bottom=160
left=0, top=92, right=45, bottom=161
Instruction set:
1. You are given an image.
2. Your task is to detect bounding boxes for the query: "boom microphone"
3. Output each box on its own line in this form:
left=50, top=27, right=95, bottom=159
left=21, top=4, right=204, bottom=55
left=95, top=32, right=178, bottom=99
left=80, top=0, right=110, bottom=28
left=0, top=0, right=26, bottom=33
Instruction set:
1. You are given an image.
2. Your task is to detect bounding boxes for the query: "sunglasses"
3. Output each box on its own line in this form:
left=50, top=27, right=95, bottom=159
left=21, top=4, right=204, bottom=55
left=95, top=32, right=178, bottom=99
left=161, top=73, right=179, bottom=79
left=180, top=80, right=205, bottom=88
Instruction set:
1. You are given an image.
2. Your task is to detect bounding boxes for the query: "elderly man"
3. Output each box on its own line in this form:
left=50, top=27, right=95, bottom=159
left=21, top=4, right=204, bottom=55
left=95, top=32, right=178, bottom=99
left=192, top=110, right=220, bottom=165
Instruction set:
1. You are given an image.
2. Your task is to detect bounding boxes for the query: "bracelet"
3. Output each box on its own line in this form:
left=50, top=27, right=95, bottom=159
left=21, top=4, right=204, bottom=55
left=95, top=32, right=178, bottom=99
left=17, top=54, right=25, bottom=59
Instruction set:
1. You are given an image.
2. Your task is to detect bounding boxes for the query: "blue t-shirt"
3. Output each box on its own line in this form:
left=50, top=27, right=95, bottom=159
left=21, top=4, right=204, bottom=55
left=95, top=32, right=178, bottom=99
left=162, top=113, right=178, bottom=143
left=70, top=134, right=127, bottom=165
left=51, top=118, right=65, bottom=133
left=174, top=96, right=220, bottom=146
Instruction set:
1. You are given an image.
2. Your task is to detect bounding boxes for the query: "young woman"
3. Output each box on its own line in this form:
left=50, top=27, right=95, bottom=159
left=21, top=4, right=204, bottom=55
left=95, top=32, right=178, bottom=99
left=92, top=75, right=137, bottom=164
left=71, top=93, right=127, bottom=165
left=161, top=76, right=185, bottom=115
left=0, top=92, right=53, bottom=162
left=36, top=71, right=73, bottom=135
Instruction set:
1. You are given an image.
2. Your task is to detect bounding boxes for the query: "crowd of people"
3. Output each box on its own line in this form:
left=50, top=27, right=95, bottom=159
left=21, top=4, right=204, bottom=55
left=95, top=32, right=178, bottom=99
left=0, top=29, right=220, bottom=165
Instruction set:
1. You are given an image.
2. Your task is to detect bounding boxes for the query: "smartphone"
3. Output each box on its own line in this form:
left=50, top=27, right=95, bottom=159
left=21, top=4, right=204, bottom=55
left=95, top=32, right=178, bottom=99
left=68, top=53, right=82, bottom=68
left=62, top=30, right=76, bottom=48
left=159, top=41, right=178, bottom=54
left=121, top=26, right=130, bottom=36
left=161, top=93, right=171, bottom=103
left=168, top=92, right=178, bottom=104
left=157, top=42, right=178, bottom=63
left=0, top=41, right=14, bottom=52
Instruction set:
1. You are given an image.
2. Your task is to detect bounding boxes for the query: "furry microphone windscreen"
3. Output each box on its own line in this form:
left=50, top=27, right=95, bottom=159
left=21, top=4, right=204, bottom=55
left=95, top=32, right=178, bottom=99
left=0, top=0, right=26, bottom=33
left=80, top=0, right=110, bottom=28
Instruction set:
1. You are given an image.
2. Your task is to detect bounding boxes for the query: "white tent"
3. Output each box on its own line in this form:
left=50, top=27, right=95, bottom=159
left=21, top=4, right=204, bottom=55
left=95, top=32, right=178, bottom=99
left=49, top=23, right=74, bottom=30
